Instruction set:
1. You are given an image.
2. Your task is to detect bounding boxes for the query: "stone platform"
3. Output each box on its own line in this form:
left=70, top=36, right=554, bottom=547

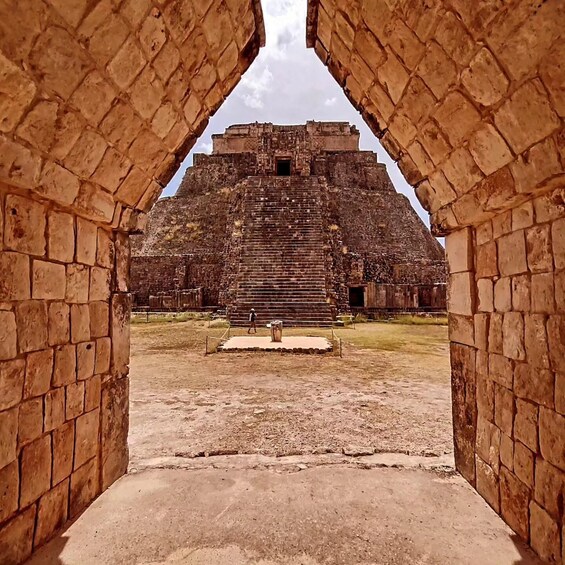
left=219, top=335, right=333, bottom=353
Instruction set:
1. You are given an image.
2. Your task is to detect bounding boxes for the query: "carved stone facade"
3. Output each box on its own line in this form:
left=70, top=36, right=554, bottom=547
left=131, top=122, right=446, bottom=322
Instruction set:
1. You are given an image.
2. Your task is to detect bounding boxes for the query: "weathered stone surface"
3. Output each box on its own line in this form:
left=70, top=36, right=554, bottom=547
left=539, top=407, right=565, bottom=471
left=52, top=421, right=74, bottom=486
left=534, top=457, right=565, bottom=521
left=476, top=455, right=499, bottom=512
left=74, top=408, right=100, bottom=470
left=500, top=467, right=530, bottom=541
left=4, top=194, right=46, bottom=256
left=497, top=231, right=527, bottom=277
left=0, top=407, right=18, bottom=468
left=529, top=501, right=561, bottom=562
left=53, top=344, right=76, bottom=387
left=101, top=377, right=129, bottom=490
left=34, top=479, right=69, bottom=546
left=0, top=460, right=19, bottom=523
left=44, top=387, right=65, bottom=433
left=0, top=506, right=36, bottom=565
left=15, top=301, right=48, bottom=353
left=0, top=311, right=17, bottom=361
left=0, top=252, right=30, bottom=301
left=32, top=260, right=66, bottom=300
left=47, top=211, right=75, bottom=263
left=20, top=434, right=51, bottom=507
left=70, top=456, right=99, bottom=519
left=48, top=302, right=70, bottom=347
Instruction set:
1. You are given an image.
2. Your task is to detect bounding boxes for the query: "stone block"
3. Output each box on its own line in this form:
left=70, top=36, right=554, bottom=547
left=92, top=147, right=132, bottom=193
left=448, top=314, right=474, bottom=347
left=115, top=234, right=130, bottom=293
left=494, top=383, right=514, bottom=436
left=4, top=194, right=46, bottom=256
left=477, top=279, right=493, bottom=313
left=539, top=407, right=565, bottom=471
left=419, top=120, right=450, bottom=165
left=441, top=147, right=483, bottom=197
left=85, top=374, right=102, bottom=412
left=497, top=230, right=527, bottom=277
left=20, top=434, right=51, bottom=506
left=445, top=228, right=472, bottom=273
left=71, top=69, right=117, bottom=127
left=76, top=218, right=98, bottom=266
left=70, top=456, right=100, bottom=518
left=553, top=217, right=565, bottom=270
left=526, top=224, right=553, bottom=273
left=0, top=359, right=24, bottom=411
left=494, top=79, right=560, bottom=154
left=18, top=397, right=43, bottom=446
left=90, top=301, right=110, bottom=338
left=74, top=408, right=99, bottom=469
left=0, top=252, right=30, bottom=300
left=534, top=457, right=565, bottom=520
left=377, top=49, right=409, bottom=104
left=66, top=381, right=85, bottom=420
left=0, top=135, right=41, bottom=189
left=488, top=314, right=503, bottom=355
left=39, top=161, right=81, bottom=206
left=44, top=387, right=65, bottom=432
left=15, top=300, right=48, bottom=353
left=47, top=211, right=75, bottom=263
left=493, top=213, right=512, bottom=240
left=476, top=221, right=493, bottom=246
left=511, top=275, right=530, bottom=312
left=66, top=264, right=90, bottom=304
left=547, top=315, right=565, bottom=372
left=511, top=137, right=561, bottom=194
left=52, top=420, right=74, bottom=486
left=90, top=267, right=111, bottom=301
left=515, top=399, right=538, bottom=452
left=476, top=455, right=499, bottom=512
left=476, top=241, right=498, bottom=278
left=101, top=377, right=129, bottom=489
left=512, top=202, right=534, bottom=231
left=0, top=506, right=36, bottom=565
left=514, top=442, right=534, bottom=487
left=416, top=41, right=455, bottom=99
left=96, top=229, right=114, bottom=269
left=461, top=47, right=508, bottom=106
left=64, top=129, right=107, bottom=179
left=95, top=337, right=111, bottom=374
left=32, top=260, right=66, bottom=300
left=0, top=311, right=17, bottom=361
left=468, top=124, right=513, bottom=176
left=529, top=501, right=561, bottom=562
left=524, top=314, right=550, bottom=369
left=477, top=369, right=494, bottom=421
left=500, top=467, right=530, bottom=541
left=71, top=304, right=91, bottom=343
left=108, top=36, right=146, bottom=90
left=502, top=312, right=525, bottom=361
left=0, top=460, right=18, bottom=523
left=448, top=272, right=474, bottom=316
left=474, top=314, right=488, bottom=351
left=0, top=407, right=18, bottom=468
left=48, top=302, right=70, bottom=346
left=493, top=278, right=511, bottom=312
left=77, top=341, right=96, bottom=381
left=111, top=293, right=131, bottom=377
left=500, top=433, right=514, bottom=471
left=34, top=479, right=69, bottom=547
left=53, top=344, right=76, bottom=388
left=476, top=416, right=500, bottom=473
left=130, top=67, right=165, bottom=121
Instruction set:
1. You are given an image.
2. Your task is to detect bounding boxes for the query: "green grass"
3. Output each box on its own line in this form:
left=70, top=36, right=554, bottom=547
left=130, top=311, right=212, bottom=325
left=388, top=314, right=448, bottom=326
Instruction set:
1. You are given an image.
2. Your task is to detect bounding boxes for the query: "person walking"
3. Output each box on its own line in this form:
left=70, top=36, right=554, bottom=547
left=248, top=308, right=257, bottom=334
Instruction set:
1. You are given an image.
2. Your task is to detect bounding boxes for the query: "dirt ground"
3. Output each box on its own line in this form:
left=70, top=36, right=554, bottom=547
left=128, top=320, right=453, bottom=469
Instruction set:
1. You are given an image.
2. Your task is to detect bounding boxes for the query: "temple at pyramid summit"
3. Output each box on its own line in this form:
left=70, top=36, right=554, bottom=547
left=131, top=122, right=447, bottom=325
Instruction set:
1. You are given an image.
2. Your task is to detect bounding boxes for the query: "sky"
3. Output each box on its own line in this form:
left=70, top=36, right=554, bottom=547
left=162, top=0, right=431, bottom=228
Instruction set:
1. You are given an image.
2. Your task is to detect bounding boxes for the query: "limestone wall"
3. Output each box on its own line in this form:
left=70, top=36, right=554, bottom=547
left=0, top=0, right=264, bottom=562
left=307, top=0, right=564, bottom=559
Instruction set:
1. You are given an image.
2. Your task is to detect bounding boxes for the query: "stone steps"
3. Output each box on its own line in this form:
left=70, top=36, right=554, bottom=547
left=229, top=176, right=333, bottom=327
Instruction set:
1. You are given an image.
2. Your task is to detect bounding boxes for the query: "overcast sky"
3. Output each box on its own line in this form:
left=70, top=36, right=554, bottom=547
left=163, top=0, right=431, bottom=228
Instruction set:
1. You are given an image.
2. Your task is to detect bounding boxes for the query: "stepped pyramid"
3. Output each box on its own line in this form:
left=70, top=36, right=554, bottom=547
left=131, top=122, right=446, bottom=324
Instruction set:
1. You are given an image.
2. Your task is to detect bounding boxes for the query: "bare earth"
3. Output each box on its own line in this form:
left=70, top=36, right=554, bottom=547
left=31, top=320, right=543, bottom=564
left=128, top=321, right=453, bottom=468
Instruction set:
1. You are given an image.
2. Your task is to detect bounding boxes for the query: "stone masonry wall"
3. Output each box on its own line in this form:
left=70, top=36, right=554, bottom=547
left=308, top=1, right=564, bottom=560
left=0, top=0, right=264, bottom=562
left=446, top=188, right=565, bottom=562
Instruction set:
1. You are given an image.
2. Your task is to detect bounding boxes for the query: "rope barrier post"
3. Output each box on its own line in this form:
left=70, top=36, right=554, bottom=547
left=205, top=335, right=208, bottom=356
left=339, top=337, right=342, bottom=358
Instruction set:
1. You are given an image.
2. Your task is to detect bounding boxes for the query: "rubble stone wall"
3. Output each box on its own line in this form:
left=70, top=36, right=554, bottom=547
left=307, top=1, right=564, bottom=559
left=0, top=0, right=264, bottom=562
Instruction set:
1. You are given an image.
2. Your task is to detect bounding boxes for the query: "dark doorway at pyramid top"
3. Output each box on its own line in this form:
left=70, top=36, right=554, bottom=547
left=276, top=158, right=292, bottom=176
left=130, top=122, right=447, bottom=325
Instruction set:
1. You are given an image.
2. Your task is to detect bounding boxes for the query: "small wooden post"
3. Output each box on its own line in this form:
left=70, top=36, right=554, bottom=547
left=205, top=336, right=208, bottom=356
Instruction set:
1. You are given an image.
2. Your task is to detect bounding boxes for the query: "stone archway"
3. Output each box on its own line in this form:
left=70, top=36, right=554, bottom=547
left=0, top=0, right=564, bottom=563
left=0, top=1, right=264, bottom=562
left=306, top=1, right=564, bottom=561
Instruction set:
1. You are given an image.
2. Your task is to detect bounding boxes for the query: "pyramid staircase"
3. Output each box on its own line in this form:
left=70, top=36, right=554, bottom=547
left=229, top=176, right=334, bottom=327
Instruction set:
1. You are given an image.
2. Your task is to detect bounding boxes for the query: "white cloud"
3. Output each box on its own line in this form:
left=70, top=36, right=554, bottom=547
left=197, top=141, right=213, bottom=154
left=238, top=65, right=274, bottom=109
left=324, top=97, right=337, bottom=107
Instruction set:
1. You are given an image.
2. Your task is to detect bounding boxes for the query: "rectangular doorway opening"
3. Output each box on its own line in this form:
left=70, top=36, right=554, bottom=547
left=276, top=158, right=291, bottom=176
left=349, top=286, right=365, bottom=308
